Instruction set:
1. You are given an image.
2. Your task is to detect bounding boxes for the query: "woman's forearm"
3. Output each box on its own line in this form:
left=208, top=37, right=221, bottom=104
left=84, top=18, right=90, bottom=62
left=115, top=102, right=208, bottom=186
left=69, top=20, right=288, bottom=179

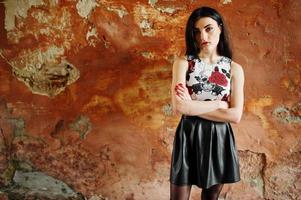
left=176, top=99, right=220, bottom=116
left=198, top=108, right=241, bottom=123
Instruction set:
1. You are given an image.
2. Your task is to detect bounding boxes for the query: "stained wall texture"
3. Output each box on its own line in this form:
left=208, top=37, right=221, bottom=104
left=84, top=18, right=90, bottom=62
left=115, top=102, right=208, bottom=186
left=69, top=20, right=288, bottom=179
left=0, top=0, right=300, bottom=199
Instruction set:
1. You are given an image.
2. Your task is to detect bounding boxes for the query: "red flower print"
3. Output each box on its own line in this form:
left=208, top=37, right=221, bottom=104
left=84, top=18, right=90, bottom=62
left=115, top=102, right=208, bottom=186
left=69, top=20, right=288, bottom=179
left=188, top=60, right=195, bottom=72
left=208, top=70, right=228, bottom=86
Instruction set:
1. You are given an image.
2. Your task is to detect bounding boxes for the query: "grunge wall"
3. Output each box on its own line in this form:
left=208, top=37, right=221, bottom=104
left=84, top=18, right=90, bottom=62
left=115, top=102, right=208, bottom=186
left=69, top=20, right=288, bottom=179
left=0, top=0, right=300, bottom=199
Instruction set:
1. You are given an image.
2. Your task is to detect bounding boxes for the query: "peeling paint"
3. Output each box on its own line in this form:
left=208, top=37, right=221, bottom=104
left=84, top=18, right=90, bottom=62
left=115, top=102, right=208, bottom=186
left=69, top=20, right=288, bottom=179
left=13, top=59, right=80, bottom=97
left=139, top=19, right=155, bottom=36
left=48, top=0, right=58, bottom=7
left=5, top=6, right=74, bottom=50
left=148, top=0, right=180, bottom=14
left=148, top=0, right=158, bottom=7
left=141, top=51, right=155, bottom=59
left=133, top=4, right=181, bottom=38
left=69, top=116, right=92, bottom=139
left=0, top=160, right=15, bottom=188
left=291, top=101, right=301, bottom=116
left=3, top=0, right=44, bottom=31
left=221, top=0, right=232, bottom=4
left=166, top=127, right=174, bottom=134
left=86, top=26, right=100, bottom=47
left=1, top=46, right=80, bottom=97
left=88, top=195, right=107, bottom=200
left=156, top=7, right=177, bottom=14
left=9, top=118, right=26, bottom=138
left=76, top=0, right=99, bottom=19
left=162, top=104, right=172, bottom=116
left=11, top=170, right=83, bottom=199
left=13, top=160, right=33, bottom=172
left=31, top=9, right=54, bottom=24
left=272, top=102, right=301, bottom=123
left=106, top=5, right=128, bottom=18
left=134, top=5, right=156, bottom=37
left=11, top=45, right=65, bottom=70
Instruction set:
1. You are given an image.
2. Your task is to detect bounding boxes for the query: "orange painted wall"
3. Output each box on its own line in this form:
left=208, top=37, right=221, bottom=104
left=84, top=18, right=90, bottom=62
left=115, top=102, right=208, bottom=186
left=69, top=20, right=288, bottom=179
left=0, top=0, right=300, bottom=199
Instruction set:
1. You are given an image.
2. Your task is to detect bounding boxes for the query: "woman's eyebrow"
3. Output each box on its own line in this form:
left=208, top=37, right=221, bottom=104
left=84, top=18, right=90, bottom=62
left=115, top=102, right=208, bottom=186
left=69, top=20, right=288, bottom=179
left=204, top=24, right=213, bottom=28
left=194, top=24, right=213, bottom=30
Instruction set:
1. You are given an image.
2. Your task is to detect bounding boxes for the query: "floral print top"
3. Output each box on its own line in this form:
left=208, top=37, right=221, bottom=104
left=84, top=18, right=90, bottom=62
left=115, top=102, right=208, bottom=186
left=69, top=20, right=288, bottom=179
left=186, top=55, right=232, bottom=101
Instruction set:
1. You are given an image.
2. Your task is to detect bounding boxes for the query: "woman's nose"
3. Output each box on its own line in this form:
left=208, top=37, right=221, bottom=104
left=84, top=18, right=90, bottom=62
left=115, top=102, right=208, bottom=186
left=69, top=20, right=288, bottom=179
left=200, top=32, right=208, bottom=41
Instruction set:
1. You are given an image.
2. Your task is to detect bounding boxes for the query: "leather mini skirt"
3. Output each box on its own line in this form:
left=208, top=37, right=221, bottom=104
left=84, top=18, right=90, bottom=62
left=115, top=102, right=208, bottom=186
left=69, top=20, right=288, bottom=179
left=170, top=115, right=240, bottom=189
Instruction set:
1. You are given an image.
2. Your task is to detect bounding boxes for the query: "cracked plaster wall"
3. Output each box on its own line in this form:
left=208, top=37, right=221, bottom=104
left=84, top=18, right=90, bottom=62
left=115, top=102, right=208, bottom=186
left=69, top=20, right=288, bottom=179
left=0, top=0, right=300, bottom=199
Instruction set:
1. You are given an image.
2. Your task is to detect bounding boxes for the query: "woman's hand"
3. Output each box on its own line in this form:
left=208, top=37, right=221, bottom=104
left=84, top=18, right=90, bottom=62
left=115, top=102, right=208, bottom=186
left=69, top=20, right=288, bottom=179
left=175, top=83, right=192, bottom=101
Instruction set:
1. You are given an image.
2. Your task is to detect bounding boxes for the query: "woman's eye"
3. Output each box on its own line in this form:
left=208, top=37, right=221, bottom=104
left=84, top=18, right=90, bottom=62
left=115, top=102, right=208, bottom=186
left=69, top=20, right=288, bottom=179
left=206, top=27, right=213, bottom=32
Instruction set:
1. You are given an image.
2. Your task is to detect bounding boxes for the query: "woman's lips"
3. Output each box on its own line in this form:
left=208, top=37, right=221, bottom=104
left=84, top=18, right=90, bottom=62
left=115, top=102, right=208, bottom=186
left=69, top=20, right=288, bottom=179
left=201, top=42, right=209, bottom=45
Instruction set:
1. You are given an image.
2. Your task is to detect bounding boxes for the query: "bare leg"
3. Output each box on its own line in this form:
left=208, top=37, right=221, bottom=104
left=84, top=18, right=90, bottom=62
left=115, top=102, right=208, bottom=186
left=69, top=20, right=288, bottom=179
left=170, top=184, right=192, bottom=200
left=201, top=184, right=224, bottom=200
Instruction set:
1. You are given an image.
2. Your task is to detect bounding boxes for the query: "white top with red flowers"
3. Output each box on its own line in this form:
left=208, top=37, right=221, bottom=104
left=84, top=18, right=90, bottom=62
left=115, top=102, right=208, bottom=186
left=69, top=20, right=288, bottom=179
left=186, top=55, right=232, bottom=101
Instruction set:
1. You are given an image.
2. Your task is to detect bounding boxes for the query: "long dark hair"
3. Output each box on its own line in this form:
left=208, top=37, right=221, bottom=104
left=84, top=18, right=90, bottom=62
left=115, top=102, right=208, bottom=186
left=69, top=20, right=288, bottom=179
left=185, top=7, right=232, bottom=59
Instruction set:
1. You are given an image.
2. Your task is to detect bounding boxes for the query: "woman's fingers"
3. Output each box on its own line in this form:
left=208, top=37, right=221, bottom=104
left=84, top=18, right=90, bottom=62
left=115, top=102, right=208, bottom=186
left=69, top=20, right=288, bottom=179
left=176, top=88, right=185, bottom=95
left=183, top=87, right=190, bottom=95
left=175, top=87, right=185, bottom=95
left=176, top=91, right=185, bottom=98
left=176, top=90, right=187, bottom=101
left=175, top=83, right=192, bottom=100
left=175, top=83, right=192, bottom=101
left=177, top=91, right=191, bottom=101
left=175, top=84, right=185, bottom=91
left=175, top=84, right=187, bottom=93
left=180, top=88, right=191, bottom=100
left=175, top=93, right=184, bottom=101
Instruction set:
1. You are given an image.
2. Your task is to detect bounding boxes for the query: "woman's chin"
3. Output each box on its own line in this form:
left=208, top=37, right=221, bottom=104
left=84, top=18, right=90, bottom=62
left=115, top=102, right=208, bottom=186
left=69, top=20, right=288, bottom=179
left=201, top=46, right=211, bottom=51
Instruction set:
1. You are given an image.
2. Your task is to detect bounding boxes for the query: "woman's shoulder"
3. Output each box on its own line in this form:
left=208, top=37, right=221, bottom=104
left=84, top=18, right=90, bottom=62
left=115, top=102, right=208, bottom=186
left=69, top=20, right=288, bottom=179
left=173, top=56, right=188, bottom=72
left=174, top=55, right=188, bottom=62
left=230, top=60, right=244, bottom=78
left=173, top=55, right=189, bottom=68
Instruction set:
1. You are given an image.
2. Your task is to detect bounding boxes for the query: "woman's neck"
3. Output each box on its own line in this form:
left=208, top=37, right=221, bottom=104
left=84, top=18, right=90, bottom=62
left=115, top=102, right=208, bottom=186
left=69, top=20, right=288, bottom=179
left=198, top=50, right=221, bottom=65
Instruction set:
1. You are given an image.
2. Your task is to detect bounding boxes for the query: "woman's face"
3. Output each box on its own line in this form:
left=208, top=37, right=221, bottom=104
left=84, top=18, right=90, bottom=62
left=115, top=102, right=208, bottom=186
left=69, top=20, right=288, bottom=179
left=194, top=17, right=222, bottom=52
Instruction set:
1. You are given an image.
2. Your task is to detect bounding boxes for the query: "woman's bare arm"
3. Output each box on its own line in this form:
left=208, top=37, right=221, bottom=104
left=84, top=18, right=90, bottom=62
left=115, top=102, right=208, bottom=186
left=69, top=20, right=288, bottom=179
left=198, top=62, right=245, bottom=123
left=171, top=57, right=225, bottom=116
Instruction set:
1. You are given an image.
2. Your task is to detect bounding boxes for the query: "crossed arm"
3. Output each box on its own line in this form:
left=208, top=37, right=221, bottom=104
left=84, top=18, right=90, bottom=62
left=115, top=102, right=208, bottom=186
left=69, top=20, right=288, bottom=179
left=171, top=57, right=245, bottom=124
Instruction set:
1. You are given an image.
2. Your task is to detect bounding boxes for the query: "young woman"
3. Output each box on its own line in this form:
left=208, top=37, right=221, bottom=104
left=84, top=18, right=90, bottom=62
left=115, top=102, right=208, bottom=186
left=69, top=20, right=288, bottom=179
left=170, top=7, right=244, bottom=200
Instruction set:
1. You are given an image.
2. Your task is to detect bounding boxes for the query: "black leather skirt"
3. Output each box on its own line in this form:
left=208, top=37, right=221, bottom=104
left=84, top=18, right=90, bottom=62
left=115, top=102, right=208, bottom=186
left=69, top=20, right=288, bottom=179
left=170, top=115, right=240, bottom=189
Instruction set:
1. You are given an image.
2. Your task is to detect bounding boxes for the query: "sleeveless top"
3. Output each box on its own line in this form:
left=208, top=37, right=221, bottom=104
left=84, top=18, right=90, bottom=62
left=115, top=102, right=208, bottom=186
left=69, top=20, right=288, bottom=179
left=186, top=55, right=232, bottom=101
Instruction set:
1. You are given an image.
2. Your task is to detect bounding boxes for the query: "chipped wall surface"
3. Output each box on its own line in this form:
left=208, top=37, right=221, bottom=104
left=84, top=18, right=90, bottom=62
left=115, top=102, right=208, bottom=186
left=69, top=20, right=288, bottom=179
left=0, top=0, right=300, bottom=199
